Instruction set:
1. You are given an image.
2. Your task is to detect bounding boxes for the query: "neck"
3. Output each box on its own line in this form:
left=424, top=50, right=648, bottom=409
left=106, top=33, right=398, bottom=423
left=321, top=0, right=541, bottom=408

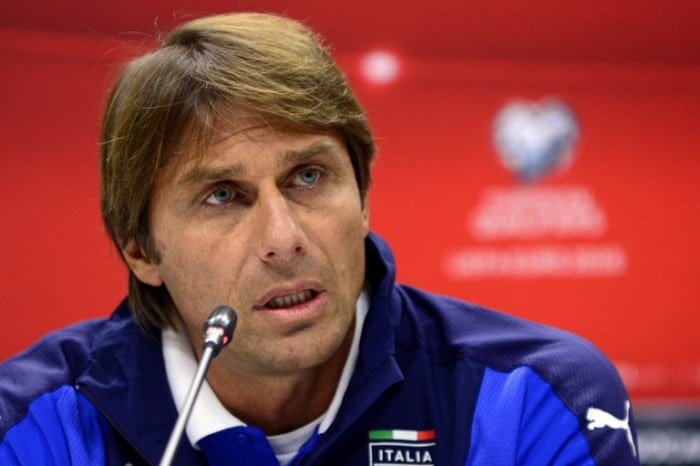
left=201, top=327, right=353, bottom=435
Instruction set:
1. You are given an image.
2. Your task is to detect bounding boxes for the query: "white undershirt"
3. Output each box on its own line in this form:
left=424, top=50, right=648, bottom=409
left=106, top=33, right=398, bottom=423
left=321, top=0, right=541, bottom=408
left=162, top=290, right=369, bottom=465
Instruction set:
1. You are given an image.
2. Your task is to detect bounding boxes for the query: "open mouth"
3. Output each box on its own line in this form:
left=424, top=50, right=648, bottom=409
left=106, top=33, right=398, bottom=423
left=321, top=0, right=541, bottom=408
left=265, top=289, right=318, bottom=309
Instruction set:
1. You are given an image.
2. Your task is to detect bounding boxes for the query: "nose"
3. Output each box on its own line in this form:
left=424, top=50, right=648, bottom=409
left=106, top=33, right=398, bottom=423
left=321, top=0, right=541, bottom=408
left=252, top=184, right=307, bottom=264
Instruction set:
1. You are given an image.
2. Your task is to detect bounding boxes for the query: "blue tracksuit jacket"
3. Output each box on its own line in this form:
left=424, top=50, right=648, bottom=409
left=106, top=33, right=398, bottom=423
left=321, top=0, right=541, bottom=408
left=0, top=233, right=639, bottom=465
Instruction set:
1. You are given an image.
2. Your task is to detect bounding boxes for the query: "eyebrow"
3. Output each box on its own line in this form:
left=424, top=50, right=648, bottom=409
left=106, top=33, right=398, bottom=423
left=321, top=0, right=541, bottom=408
left=177, top=139, right=341, bottom=188
left=178, top=165, right=244, bottom=188
left=284, top=140, right=339, bottom=165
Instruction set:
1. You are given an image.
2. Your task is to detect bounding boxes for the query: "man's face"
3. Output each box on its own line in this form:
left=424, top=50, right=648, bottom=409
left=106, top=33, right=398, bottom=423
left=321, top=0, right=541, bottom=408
left=127, top=122, right=369, bottom=375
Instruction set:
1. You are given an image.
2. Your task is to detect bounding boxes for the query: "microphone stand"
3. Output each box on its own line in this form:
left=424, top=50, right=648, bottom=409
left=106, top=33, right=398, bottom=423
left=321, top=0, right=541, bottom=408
left=159, top=306, right=237, bottom=466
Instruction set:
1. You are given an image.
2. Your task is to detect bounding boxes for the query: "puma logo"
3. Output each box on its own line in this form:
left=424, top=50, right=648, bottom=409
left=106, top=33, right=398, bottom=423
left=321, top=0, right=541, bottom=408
left=586, top=400, right=636, bottom=457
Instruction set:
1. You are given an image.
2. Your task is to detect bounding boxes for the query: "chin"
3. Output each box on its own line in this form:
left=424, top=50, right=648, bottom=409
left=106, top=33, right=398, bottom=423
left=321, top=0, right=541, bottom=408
left=268, top=330, right=350, bottom=372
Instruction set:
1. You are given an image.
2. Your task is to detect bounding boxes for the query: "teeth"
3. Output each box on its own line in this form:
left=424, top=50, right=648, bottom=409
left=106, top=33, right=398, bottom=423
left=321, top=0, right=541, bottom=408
left=266, top=290, right=315, bottom=309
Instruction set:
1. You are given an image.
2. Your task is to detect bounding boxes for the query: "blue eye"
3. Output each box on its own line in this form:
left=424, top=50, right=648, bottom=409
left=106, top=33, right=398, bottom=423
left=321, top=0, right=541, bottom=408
left=297, top=169, right=320, bottom=185
left=205, top=186, right=235, bottom=205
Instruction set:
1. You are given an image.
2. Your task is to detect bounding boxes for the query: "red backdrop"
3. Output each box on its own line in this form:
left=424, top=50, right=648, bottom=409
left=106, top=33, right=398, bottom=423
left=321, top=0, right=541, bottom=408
left=1, top=26, right=699, bottom=404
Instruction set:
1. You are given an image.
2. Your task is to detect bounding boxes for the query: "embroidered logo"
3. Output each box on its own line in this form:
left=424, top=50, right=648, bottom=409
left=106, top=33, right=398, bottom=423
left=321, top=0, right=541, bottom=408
left=368, top=429, right=435, bottom=465
left=586, top=400, right=636, bottom=457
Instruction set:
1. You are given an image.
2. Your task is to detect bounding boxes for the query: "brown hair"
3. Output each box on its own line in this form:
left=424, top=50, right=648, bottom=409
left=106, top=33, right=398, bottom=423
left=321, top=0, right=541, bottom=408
left=99, top=12, right=375, bottom=330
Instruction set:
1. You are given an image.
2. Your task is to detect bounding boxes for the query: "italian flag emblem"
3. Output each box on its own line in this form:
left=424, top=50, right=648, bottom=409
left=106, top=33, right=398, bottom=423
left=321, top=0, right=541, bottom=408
left=368, top=429, right=436, bottom=465
left=369, top=429, right=436, bottom=441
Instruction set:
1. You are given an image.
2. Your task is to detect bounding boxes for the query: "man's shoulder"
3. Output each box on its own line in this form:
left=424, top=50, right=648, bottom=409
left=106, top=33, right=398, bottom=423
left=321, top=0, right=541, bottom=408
left=393, top=284, right=624, bottom=397
left=397, top=286, right=587, bottom=350
left=0, top=300, right=135, bottom=439
left=1, top=317, right=106, bottom=380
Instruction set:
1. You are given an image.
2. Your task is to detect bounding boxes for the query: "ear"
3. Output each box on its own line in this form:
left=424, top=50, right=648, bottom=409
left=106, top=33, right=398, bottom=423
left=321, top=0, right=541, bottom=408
left=121, top=239, right=164, bottom=287
left=361, top=198, right=370, bottom=235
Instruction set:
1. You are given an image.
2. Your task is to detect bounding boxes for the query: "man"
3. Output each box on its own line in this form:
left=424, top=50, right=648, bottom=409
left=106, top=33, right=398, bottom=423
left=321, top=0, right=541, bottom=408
left=0, top=12, right=638, bottom=466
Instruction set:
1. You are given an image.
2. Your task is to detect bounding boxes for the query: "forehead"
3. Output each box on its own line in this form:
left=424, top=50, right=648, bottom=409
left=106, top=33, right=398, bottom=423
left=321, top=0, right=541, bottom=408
left=161, top=118, right=347, bottom=183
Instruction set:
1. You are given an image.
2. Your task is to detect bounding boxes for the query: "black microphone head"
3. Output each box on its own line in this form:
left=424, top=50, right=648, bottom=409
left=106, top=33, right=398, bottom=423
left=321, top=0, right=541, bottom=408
left=202, top=305, right=237, bottom=355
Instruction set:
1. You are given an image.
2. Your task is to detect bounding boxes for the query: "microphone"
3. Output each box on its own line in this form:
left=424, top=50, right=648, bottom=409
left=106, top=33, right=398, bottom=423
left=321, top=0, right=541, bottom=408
left=159, top=305, right=238, bottom=466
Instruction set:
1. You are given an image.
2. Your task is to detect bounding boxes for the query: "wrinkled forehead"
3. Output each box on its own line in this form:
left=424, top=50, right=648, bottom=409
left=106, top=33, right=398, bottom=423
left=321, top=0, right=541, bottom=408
left=162, top=111, right=268, bottom=174
left=160, top=111, right=342, bottom=182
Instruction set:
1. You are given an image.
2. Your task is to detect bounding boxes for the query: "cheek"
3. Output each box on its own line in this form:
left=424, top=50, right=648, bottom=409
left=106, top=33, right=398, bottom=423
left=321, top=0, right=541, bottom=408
left=325, top=211, right=368, bottom=277
left=157, top=233, right=244, bottom=312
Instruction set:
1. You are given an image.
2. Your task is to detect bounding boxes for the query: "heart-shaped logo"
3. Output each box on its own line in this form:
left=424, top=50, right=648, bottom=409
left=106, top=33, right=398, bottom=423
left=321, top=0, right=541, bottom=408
left=492, top=98, right=579, bottom=183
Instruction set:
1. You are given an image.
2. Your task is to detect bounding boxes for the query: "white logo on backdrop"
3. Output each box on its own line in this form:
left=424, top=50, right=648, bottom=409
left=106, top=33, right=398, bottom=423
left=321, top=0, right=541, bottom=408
left=442, top=97, right=628, bottom=280
left=492, top=99, right=578, bottom=183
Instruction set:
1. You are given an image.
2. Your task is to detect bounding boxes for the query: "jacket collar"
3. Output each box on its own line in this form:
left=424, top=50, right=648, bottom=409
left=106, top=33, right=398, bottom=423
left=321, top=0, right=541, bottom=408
left=306, top=233, right=405, bottom=459
left=75, top=301, right=202, bottom=464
